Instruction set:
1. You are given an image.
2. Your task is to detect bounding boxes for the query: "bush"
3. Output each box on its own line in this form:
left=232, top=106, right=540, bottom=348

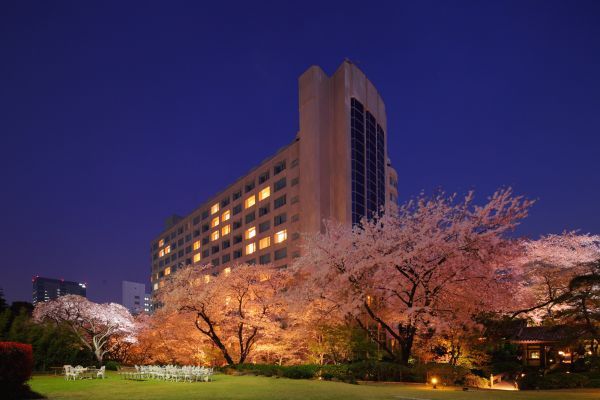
left=233, top=361, right=490, bottom=385
left=347, top=360, right=417, bottom=382
left=280, top=365, right=320, bottom=379
left=235, top=364, right=320, bottom=379
left=235, top=364, right=281, bottom=377
left=0, top=342, right=34, bottom=390
left=490, top=360, right=522, bottom=375
left=518, top=372, right=590, bottom=390
left=320, top=364, right=350, bottom=381
left=463, top=373, right=489, bottom=388
left=426, top=363, right=470, bottom=385
left=104, top=361, right=119, bottom=371
left=588, top=378, right=600, bottom=388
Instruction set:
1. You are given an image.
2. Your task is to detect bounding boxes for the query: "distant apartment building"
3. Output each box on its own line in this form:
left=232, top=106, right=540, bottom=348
left=32, top=276, right=86, bottom=304
left=150, top=60, right=398, bottom=292
left=122, top=281, right=152, bottom=314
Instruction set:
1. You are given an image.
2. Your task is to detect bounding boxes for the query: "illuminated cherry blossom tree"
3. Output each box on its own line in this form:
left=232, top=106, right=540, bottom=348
left=126, top=312, right=221, bottom=366
left=33, top=294, right=137, bottom=364
left=515, top=232, right=600, bottom=320
left=158, top=263, right=290, bottom=366
left=294, top=188, right=532, bottom=364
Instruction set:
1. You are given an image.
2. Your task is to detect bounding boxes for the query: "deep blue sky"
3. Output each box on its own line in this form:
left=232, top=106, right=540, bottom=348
left=1, top=1, right=599, bottom=303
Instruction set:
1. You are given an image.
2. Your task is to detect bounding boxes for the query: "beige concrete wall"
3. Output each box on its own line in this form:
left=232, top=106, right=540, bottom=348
left=297, top=60, right=390, bottom=229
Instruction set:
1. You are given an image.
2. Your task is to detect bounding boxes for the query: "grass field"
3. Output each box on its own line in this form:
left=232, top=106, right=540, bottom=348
left=28, top=372, right=600, bottom=400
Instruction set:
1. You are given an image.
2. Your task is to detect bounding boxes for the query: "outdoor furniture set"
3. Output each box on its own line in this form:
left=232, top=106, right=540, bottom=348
left=63, top=365, right=106, bottom=380
left=120, top=365, right=214, bottom=382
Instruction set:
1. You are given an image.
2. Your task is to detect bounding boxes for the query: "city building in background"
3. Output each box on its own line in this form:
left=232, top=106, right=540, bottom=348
left=122, top=280, right=152, bottom=314
left=150, top=60, right=398, bottom=292
left=32, top=276, right=86, bottom=304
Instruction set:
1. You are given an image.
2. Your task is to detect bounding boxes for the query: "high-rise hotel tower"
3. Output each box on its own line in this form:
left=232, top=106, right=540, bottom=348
left=150, top=61, right=398, bottom=291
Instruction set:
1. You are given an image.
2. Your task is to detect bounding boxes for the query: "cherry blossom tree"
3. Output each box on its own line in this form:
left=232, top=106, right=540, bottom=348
left=157, top=263, right=290, bottom=366
left=515, top=232, right=600, bottom=320
left=558, top=260, right=600, bottom=354
left=33, top=295, right=136, bottom=364
left=294, top=188, right=532, bottom=364
left=127, top=312, right=222, bottom=366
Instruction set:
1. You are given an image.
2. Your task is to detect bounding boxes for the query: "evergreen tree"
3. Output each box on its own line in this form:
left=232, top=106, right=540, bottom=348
left=0, top=288, right=8, bottom=312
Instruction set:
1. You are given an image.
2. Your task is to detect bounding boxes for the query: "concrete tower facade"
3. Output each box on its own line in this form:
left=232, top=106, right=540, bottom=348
left=149, top=61, right=398, bottom=292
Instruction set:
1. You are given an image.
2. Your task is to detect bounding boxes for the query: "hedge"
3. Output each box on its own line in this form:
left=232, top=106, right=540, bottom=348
left=233, top=362, right=484, bottom=385
left=0, top=341, right=34, bottom=389
left=518, top=372, right=590, bottom=390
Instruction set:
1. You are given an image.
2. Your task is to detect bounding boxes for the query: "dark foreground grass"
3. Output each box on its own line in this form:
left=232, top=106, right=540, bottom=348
left=28, top=372, right=600, bottom=400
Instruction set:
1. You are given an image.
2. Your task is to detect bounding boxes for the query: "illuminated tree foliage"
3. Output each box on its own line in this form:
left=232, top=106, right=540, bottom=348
left=515, top=233, right=600, bottom=320
left=158, top=263, right=289, bottom=366
left=294, top=188, right=532, bottom=364
left=33, top=295, right=136, bottom=364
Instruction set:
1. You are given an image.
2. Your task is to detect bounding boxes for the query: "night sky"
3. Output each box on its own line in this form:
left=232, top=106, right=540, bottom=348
left=1, top=1, right=599, bottom=304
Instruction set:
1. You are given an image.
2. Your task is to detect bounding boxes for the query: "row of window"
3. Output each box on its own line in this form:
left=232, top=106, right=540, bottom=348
left=155, top=192, right=292, bottom=259
left=152, top=230, right=301, bottom=274
left=190, top=229, right=288, bottom=263
left=152, top=158, right=298, bottom=251
left=156, top=210, right=293, bottom=259
left=154, top=214, right=300, bottom=267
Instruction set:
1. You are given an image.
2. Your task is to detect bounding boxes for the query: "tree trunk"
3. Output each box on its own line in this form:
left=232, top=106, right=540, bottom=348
left=94, top=348, right=103, bottom=365
left=400, top=327, right=416, bottom=365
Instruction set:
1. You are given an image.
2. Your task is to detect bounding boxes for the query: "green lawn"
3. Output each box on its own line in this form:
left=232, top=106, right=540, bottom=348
left=28, top=372, right=600, bottom=400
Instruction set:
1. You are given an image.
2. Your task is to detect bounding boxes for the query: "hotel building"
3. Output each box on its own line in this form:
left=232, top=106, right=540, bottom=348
left=150, top=60, right=398, bottom=292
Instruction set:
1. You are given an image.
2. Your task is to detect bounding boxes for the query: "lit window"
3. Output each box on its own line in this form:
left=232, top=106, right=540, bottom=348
left=193, top=253, right=201, bottom=263
left=222, top=210, right=231, bottom=221
left=164, top=267, right=171, bottom=276
left=224, top=267, right=231, bottom=277
left=259, top=236, right=271, bottom=249
left=158, top=239, right=165, bottom=247
left=164, top=245, right=171, bottom=254
left=274, top=229, right=287, bottom=244
left=204, top=274, right=210, bottom=283
left=211, top=231, right=220, bottom=241
left=159, top=249, right=165, bottom=257
left=221, top=224, right=231, bottom=235
left=245, top=195, right=256, bottom=209
left=153, top=283, right=158, bottom=290
left=245, top=226, right=256, bottom=240
left=211, top=203, right=219, bottom=215
left=211, top=216, right=220, bottom=228
left=246, top=242, right=256, bottom=255
left=258, top=187, right=270, bottom=201
left=193, top=240, right=201, bottom=250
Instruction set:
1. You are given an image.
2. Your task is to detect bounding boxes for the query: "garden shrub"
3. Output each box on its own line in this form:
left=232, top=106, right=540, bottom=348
left=104, top=360, right=119, bottom=371
left=280, top=365, right=320, bottom=379
left=320, top=364, right=350, bottom=381
left=0, top=342, right=34, bottom=389
left=463, top=373, right=489, bottom=388
left=490, top=360, right=522, bottom=375
left=348, top=360, right=408, bottom=382
left=518, top=372, right=590, bottom=390
left=426, top=363, right=470, bottom=385
left=235, top=364, right=281, bottom=377
left=588, top=378, right=600, bottom=388
left=232, top=361, right=494, bottom=385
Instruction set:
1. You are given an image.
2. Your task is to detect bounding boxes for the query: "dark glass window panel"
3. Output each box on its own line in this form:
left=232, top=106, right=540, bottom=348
left=274, top=247, right=287, bottom=261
